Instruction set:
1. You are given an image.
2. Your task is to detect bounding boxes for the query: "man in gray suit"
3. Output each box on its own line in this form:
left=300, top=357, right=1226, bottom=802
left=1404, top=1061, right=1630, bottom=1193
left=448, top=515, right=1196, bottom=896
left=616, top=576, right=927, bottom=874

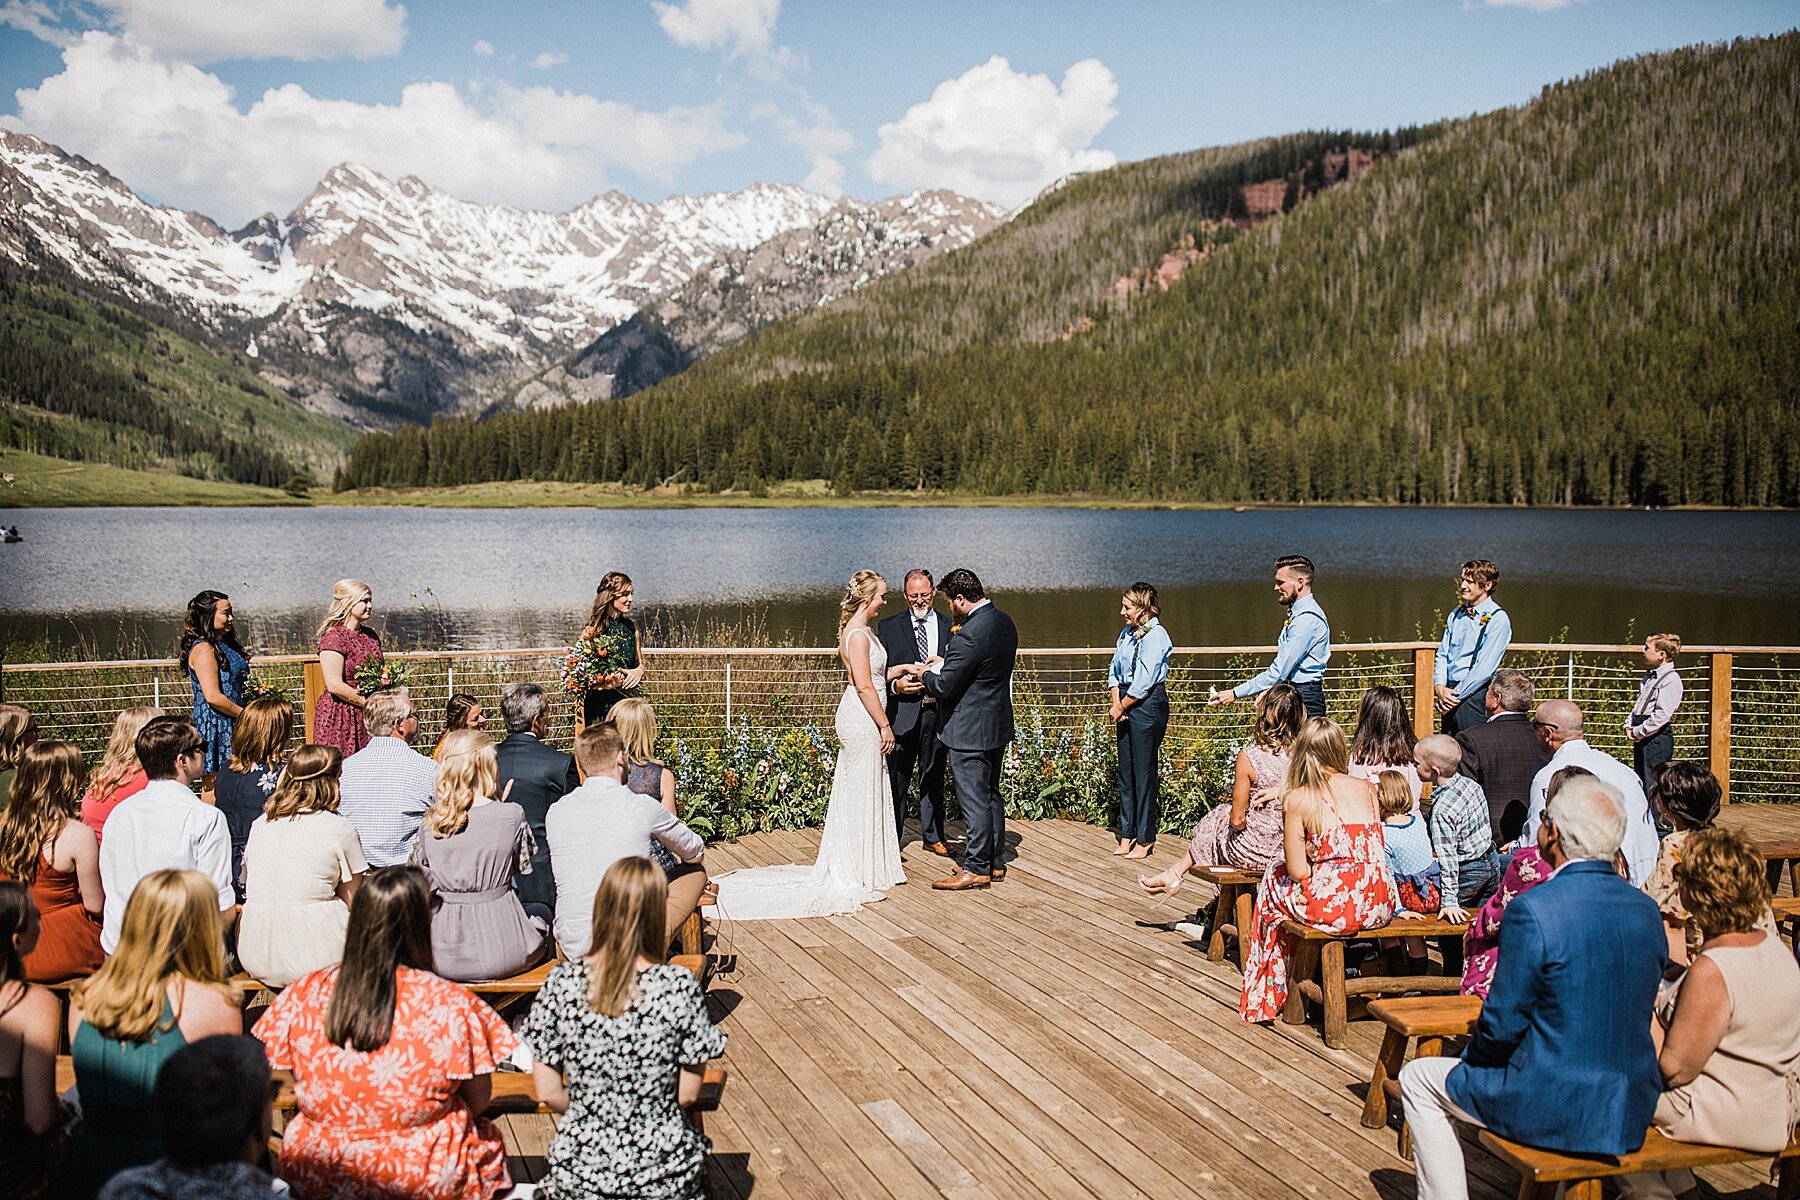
left=918, top=568, right=1018, bottom=891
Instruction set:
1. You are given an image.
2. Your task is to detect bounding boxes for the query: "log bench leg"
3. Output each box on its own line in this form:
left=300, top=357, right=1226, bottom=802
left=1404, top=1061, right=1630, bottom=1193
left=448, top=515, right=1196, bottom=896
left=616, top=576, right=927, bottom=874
left=1779, top=1155, right=1798, bottom=1200
left=1321, top=941, right=1349, bottom=1049
left=1233, top=888, right=1255, bottom=970
left=1282, top=939, right=1318, bottom=1025
left=1360, top=1026, right=1407, bottom=1129
left=1205, top=884, right=1234, bottom=963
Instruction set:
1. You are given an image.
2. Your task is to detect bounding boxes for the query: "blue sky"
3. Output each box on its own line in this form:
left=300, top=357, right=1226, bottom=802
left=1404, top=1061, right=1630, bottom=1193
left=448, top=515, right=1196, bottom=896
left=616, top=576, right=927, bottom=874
left=1, top=0, right=1793, bottom=225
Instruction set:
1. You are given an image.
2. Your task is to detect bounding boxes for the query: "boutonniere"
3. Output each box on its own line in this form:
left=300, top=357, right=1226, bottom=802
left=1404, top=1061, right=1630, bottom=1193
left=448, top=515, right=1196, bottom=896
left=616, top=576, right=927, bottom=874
left=1130, top=625, right=1147, bottom=641
left=1478, top=613, right=1492, bottom=627
left=951, top=624, right=963, bottom=636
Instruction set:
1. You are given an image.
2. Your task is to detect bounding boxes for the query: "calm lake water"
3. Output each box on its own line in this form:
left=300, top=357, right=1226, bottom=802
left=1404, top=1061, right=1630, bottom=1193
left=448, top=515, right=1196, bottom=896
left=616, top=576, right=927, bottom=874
left=2, top=506, right=1797, bottom=657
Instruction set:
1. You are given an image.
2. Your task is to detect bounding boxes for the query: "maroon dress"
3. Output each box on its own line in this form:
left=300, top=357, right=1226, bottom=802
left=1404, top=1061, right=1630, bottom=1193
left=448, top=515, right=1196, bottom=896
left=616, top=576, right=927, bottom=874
left=314, top=625, right=382, bottom=758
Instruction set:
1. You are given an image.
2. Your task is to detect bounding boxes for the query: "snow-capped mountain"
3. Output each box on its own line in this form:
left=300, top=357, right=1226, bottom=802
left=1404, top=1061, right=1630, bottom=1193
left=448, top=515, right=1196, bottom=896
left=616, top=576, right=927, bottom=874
left=0, top=130, right=1005, bottom=422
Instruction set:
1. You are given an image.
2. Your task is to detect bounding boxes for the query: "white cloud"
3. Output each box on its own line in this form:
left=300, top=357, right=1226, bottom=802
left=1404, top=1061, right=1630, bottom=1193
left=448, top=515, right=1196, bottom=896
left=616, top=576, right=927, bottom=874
left=528, top=50, right=567, bottom=69
left=9, top=32, right=745, bottom=224
left=0, top=0, right=76, bottom=47
left=866, top=56, right=1118, bottom=209
left=651, top=0, right=779, bottom=58
left=749, top=98, right=851, bottom=198
left=89, top=0, right=407, bottom=62
left=472, top=39, right=494, bottom=57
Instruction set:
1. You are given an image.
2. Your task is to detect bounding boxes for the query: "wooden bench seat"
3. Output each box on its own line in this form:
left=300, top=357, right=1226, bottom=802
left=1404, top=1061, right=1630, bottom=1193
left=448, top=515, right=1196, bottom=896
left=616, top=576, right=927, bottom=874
left=1479, top=1124, right=1800, bottom=1200
left=1360, top=995, right=1482, bottom=1155
left=1193, top=866, right=1261, bottom=968
left=1775, top=896, right=1799, bottom=944
left=1280, top=916, right=1466, bottom=1048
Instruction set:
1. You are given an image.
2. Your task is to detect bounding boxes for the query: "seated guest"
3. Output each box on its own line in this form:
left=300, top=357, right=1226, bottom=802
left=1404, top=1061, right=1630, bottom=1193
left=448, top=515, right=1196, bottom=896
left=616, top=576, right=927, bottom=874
left=1641, top=760, right=1723, bottom=965
left=495, top=682, right=580, bottom=918
left=98, top=718, right=236, bottom=955
left=548, top=723, right=705, bottom=957
left=1459, top=765, right=1589, bottom=998
left=1415, top=734, right=1502, bottom=976
left=614, top=697, right=710, bottom=908
left=1138, top=683, right=1305, bottom=893
left=0, top=704, right=38, bottom=811
left=1454, top=669, right=1549, bottom=845
left=521, top=857, right=727, bottom=1200
left=1400, top=774, right=1665, bottom=1199
left=98, top=1035, right=282, bottom=1200
left=0, top=883, right=75, bottom=1200
left=412, top=730, right=546, bottom=983
left=252, top=866, right=516, bottom=1200
left=70, top=870, right=243, bottom=1196
left=0, top=742, right=105, bottom=982
left=237, top=746, right=368, bottom=988
left=213, top=694, right=292, bottom=882
left=1379, top=769, right=1438, bottom=972
left=80, top=707, right=162, bottom=842
left=1347, top=686, right=1421, bottom=808
left=432, top=693, right=485, bottom=762
left=1239, top=718, right=1395, bottom=1024
left=1617, top=828, right=1800, bottom=1200
left=336, top=688, right=436, bottom=868
left=1519, top=699, right=1659, bottom=886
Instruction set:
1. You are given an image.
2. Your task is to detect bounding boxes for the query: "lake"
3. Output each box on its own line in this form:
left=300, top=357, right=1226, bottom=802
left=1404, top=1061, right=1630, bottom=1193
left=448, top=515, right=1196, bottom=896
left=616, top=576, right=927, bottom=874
left=2, top=506, right=1797, bottom=658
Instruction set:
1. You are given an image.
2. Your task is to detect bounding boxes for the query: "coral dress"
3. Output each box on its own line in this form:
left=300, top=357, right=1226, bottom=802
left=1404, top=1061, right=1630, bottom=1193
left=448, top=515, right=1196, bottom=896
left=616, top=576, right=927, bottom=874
left=1240, top=801, right=1395, bottom=1023
left=254, top=965, right=517, bottom=1200
left=20, top=846, right=104, bottom=983
left=314, top=626, right=382, bottom=759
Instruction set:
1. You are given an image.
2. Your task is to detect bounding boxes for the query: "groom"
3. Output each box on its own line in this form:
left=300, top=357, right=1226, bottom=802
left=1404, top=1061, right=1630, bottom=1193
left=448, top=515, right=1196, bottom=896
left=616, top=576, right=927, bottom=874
left=918, top=567, right=1018, bottom=891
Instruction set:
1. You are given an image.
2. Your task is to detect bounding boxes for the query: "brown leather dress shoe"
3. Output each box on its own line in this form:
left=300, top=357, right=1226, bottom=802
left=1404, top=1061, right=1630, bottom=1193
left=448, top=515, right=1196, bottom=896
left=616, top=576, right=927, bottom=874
left=931, top=869, right=991, bottom=891
left=924, top=841, right=951, bottom=856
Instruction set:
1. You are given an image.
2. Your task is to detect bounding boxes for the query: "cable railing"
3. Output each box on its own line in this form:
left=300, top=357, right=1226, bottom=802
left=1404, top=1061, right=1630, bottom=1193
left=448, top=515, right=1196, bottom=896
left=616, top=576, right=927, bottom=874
left=2, top=641, right=1791, bottom=806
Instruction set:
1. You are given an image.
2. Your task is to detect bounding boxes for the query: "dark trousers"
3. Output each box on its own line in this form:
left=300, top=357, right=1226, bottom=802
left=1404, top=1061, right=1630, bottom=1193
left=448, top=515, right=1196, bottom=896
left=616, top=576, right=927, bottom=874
left=948, top=745, right=1006, bottom=875
left=1294, top=680, right=1326, bottom=720
left=1436, top=847, right=1504, bottom=976
left=1116, top=685, right=1167, bottom=845
left=889, top=704, right=947, bottom=846
left=1441, top=686, right=1489, bottom=736
left=1634, top=724, right=1675, bottom=833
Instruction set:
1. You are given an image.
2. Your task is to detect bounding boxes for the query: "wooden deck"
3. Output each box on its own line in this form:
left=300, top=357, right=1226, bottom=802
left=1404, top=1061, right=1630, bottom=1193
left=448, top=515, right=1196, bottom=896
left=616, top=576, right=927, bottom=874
left=500, top=808, right=1800, bottom=1199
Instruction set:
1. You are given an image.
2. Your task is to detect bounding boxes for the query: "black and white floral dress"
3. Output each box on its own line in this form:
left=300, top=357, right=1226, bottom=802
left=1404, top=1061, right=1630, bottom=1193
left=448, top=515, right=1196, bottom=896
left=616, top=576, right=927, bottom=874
left=521, top=961, right=727, bottom=1200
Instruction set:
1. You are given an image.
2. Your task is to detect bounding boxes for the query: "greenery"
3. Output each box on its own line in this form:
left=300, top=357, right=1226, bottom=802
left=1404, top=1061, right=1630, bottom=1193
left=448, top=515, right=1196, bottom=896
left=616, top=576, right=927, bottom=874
left=339, top=35, right=1800, bottom=508
left=0, top=446, right=308, bottom=506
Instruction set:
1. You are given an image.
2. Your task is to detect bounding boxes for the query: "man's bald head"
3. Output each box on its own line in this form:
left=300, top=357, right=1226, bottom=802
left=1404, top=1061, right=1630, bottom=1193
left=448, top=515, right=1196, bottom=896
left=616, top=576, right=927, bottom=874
left=1535, top=699, right=1582, bottom=735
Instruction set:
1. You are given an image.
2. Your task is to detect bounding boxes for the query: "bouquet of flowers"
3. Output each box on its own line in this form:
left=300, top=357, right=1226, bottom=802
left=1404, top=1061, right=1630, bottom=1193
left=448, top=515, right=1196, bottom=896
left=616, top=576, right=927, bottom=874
left=242, top=672, right=284, bottom=701
left=354, top=658, right=410, bottom=695
left=561, top=628, right=633, bottom=696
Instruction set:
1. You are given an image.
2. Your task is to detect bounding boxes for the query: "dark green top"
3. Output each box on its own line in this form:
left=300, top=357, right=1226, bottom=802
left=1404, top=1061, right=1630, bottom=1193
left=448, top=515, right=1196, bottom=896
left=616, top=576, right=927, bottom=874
left=72, top=998, right=186, bottom=1197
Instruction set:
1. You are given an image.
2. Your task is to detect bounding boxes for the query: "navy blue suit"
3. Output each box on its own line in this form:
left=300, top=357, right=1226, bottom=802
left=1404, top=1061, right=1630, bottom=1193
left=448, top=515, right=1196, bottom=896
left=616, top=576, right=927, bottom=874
left=920, top=602, right=1017, bottom=875
left=1447, top=858, right=1665, bottom=1155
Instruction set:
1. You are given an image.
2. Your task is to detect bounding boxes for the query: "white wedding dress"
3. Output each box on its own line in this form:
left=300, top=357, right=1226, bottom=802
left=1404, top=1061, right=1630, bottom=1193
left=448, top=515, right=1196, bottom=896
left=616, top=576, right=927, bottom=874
left=712, top=626, right=905, bottom=920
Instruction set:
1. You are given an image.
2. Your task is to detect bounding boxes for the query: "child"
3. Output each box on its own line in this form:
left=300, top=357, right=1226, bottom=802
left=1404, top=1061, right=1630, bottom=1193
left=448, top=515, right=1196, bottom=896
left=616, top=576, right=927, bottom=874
left=1628, top=633, right=1683, bottom=829
left=1414, top=735, right=1503, bottom=975
left=1378, top=769, right=1438, bottom=973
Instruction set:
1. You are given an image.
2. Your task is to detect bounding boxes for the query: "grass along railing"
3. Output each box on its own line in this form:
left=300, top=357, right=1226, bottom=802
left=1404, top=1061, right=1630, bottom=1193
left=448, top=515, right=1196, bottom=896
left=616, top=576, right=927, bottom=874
left=3, top=643, right=1793, bottom=840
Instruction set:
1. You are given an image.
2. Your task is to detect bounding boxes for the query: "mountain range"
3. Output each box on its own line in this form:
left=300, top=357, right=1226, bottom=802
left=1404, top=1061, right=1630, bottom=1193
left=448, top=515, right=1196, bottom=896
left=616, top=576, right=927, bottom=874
left=0, top=130, right=1004, bottom=429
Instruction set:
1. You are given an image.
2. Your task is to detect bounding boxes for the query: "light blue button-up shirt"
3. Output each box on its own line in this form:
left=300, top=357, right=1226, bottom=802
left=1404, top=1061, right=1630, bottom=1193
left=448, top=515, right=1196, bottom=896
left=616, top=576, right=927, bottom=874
left=1108, top=617, right=1172, bottom=700
left=1433, top=595, right=1512, bottom=701
left=1236, top=594, right=1330, bottom=696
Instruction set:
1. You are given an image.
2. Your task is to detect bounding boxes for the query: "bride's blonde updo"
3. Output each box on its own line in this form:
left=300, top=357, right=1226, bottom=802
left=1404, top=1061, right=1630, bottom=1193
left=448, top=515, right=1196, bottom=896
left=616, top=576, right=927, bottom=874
left=838, top=570, right=885, bottom=633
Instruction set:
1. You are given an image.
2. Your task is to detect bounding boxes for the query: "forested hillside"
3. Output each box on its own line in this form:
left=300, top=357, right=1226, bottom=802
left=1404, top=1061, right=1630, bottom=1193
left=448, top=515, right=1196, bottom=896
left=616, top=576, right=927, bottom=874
left=340, top=35, right=1800, bottom=506
left=0, top=262, right=355, bottom=487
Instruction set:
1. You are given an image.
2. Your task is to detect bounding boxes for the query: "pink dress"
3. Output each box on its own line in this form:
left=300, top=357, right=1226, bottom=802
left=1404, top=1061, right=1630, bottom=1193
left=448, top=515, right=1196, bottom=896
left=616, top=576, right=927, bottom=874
left=1187, top=744, right=1291, bottom=872
left=314, top=626, right=382, bottom=758
left=1240, top=802, right=1396, bottom=1023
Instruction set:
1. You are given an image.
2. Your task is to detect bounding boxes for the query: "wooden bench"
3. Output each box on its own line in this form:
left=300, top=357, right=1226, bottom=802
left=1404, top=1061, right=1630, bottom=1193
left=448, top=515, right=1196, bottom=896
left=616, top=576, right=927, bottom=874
left=1280, top=916, right=1466, bottom=1048
left=1775, top=896, right=1800, bottom=945
left=1479, top=1124, right=1800, bottom=1200
left=1195, top=866, right=1260, bottom=968
left=1360, top=994, right=1482, bottom=1155
left=1753, top=838, right=1800, bottom=897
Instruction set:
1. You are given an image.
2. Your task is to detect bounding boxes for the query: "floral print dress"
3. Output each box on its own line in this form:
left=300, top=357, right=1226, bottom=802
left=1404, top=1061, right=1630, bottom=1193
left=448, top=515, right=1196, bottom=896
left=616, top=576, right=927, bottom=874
left=1459, top=846, right=1553, bottom=998
left=520, top=960, right=727, bottom=1200
left=253, top=965, right=517, bottom=1200
left=1239, top=805, right=1395, bottom=1023
left=314, top=626, right=382, bottom=758
left=1187, top=743, right=1292, bottom=872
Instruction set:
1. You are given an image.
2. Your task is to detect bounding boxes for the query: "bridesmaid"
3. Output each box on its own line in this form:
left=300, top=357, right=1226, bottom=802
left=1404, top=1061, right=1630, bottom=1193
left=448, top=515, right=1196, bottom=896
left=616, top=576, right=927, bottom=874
left=0, top=743, right=104, bottom=983
left=1107, top=582, right=1172, bottom=860
left=180, top=590, right=247, bottom=778
left=313, top=579, right=381, bottom=759
left=580, top=572, right=644, bottom=727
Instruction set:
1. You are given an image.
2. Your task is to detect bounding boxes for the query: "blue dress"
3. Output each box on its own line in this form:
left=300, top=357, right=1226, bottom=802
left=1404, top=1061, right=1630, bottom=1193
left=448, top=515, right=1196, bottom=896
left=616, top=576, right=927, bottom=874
left=188, top=641, right=248, bottom=774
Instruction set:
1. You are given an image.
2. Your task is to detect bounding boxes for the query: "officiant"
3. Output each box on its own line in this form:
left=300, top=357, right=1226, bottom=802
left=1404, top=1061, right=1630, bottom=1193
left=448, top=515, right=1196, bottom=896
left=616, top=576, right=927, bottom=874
left=878, top=569, right=953, bottom=855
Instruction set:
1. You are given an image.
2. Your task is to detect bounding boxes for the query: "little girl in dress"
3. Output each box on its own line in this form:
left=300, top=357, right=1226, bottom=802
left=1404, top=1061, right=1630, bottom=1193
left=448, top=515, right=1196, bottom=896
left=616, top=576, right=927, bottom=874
left=1379, top=769, right=1440, bottom=973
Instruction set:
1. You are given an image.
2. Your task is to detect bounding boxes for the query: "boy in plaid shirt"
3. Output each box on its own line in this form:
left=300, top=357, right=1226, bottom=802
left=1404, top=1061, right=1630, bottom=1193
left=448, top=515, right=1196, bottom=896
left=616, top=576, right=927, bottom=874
left=1416, top=735, right=1504, bottom=974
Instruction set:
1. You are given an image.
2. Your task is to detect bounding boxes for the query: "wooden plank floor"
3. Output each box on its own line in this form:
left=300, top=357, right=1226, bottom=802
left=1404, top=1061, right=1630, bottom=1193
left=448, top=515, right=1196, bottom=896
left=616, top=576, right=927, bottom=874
left=502, top=808, right=1800, bottom=1198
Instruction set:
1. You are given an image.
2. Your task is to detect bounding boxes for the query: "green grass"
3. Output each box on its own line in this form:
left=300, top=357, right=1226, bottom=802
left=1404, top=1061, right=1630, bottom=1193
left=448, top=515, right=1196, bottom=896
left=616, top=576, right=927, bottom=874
left=0, top=447, right=306, bottom=506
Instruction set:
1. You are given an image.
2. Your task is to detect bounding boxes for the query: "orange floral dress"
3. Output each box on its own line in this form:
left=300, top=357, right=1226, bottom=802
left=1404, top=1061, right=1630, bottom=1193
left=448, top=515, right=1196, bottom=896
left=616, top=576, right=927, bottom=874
left=253, top=965, right=517, bottom=1200
left=1239, top=811, right=1395, bottom=1023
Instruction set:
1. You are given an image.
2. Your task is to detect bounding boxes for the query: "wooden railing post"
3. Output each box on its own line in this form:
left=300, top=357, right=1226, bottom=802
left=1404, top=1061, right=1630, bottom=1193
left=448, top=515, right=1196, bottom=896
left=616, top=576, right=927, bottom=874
left=1412, top=648, right=1436, bottom=741
left=303, top=660, right=324, bottom=743
left=1709, top=652, right=1732, bottom=804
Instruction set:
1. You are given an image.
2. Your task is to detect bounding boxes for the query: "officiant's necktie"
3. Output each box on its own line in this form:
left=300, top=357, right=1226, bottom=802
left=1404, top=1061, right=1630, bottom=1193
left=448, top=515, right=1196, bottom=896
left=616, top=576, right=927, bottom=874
left=916, top=618, right=929, bottom=661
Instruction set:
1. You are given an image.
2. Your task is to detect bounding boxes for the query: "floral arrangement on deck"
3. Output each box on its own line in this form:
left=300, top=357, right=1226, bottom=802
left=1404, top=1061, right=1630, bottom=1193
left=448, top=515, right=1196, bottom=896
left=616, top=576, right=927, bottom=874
left=560, top=628, right=634, bottom=696
left=353, top=658, right=410, bottom=695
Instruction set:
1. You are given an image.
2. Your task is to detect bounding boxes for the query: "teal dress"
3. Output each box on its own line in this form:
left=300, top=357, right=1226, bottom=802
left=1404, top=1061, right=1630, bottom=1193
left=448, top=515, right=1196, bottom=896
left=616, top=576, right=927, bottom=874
left=581, top=616, right=640, bottom=726
left=187, top=640, right=248, bottom=774
left=71, top=999, right=187, bottom=1197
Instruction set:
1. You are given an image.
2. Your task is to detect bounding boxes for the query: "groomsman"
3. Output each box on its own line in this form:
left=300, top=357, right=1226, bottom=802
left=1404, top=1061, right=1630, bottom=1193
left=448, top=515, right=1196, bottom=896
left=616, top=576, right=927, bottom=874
left=878, top=569, right=952, bottom=855
left=1433, top=559, right=1512, bottom=735
left=1208, top=554, right=1330, bottom=719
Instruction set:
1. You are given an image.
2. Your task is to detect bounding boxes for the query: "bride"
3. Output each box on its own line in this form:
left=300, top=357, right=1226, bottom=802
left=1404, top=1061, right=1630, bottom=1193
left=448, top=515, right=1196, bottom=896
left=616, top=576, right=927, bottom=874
left=711, top=570, right=909, bottom=919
